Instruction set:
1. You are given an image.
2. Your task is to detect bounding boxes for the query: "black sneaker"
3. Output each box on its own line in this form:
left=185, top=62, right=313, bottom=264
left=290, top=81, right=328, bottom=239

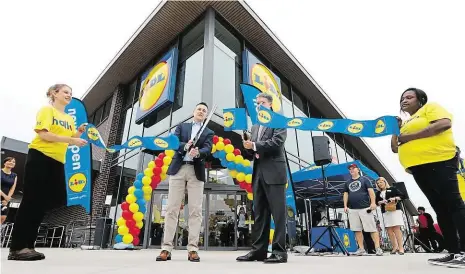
left=8, top=250, right=44, bottom=261
left=428, top=253, right=455, bottom=265
left=438, top=253, right=465, bottom=268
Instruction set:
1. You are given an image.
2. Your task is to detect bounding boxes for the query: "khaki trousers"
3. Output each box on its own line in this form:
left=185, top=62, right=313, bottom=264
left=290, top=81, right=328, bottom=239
left=161, top=165, right=204, bottom=252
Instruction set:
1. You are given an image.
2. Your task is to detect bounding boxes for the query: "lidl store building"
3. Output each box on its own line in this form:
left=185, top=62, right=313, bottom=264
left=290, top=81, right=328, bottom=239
left=2, top=1, right=402, bottom=250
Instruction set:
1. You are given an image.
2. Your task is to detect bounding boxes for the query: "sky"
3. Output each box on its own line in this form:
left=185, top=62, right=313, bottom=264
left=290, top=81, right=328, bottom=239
left=1, top=0, right=464, bottom=219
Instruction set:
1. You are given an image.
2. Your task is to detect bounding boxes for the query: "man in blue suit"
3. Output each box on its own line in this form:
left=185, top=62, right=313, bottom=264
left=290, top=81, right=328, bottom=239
left=157, top=102, right=214, bottom=263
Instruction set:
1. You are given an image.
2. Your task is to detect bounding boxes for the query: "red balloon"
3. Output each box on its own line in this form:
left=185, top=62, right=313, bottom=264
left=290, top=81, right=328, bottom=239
left=155, top=158, right=163, bottom=167
left=245, top=185, right=253, bottom=193
left=213, top=135, right=219, bottom=144
left=223, top=139, right=231, bottom=145
left=121, top=202, right=129, bottom=211
left=126, top=219, right=136, bottom=228
left=233, top=149, right=241, bottom=156
left=122, top=210, right=133, bottom=220
left=152, top=167, right=162, bottom=175
left=239, top=182, right=246, bottom=189
left=158, top=153, right=166, bottom=159
left=130, top=227, right=140, bottom=236
left=152, top=175, right=161, bottom=184
left=133, top=237, right=140, bottom=246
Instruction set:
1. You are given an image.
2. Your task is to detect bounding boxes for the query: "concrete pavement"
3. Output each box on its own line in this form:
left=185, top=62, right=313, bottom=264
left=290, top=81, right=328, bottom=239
left=1, top=249, right=461, bottom=274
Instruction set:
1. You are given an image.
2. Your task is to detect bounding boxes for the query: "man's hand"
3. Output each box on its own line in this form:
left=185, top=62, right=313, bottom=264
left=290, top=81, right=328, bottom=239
left=1, top=200, right=7, bottom=206
left=370, top=203, right=377, bottom=211
left=5, top=196, right=11, bottom=202
left=184, top=140, right=194, bottom=151
left=344, top=206, right=349, bottom=213
left=243, top=140, right=253, bottom=150
left=189, top=147, right=199, bottom=158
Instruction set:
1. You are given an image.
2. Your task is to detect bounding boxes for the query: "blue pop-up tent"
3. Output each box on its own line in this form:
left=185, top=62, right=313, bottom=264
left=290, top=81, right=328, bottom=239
left=291, top=160, right=379, bottom=207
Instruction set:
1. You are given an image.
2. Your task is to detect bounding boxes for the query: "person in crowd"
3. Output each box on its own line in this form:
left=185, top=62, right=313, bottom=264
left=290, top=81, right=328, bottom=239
left=237, top=207, right=249, bottom=247
left=237, top=93, right=288, bottom=263
left=391, top=87, right=465, bottom=267
left=156, top=102, right=213, bottom=263
left=416, top=207, right=439, bottom=252
left=8, top=84, right=87, bottom=261
left=343, top=163, right=383, bottom=256
left=375, top=177, right=405, bottom=255
left=1, top=157, right=17, bottom=224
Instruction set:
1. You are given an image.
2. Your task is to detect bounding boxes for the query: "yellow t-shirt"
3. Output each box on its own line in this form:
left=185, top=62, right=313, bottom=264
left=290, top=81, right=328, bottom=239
left=398, top=102, right=456, bottom=170
left=29, top=106, right=76, bottom=163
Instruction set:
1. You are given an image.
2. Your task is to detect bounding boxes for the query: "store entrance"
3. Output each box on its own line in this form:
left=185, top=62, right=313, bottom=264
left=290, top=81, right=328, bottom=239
left=146, top=189, right=253, bottom=250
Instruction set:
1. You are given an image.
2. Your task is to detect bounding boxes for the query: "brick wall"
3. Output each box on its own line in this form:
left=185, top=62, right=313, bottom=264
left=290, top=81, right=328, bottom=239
left=43, top=85, right=125, bottom=227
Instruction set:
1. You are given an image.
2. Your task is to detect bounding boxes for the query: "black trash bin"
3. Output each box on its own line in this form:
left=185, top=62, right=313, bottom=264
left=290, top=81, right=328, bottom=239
left=94, top=217, right=113, bottom=248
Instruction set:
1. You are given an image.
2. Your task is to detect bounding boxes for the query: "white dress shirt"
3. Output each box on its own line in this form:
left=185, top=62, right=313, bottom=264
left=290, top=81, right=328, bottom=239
left=183, top=121, right=202, bottom=162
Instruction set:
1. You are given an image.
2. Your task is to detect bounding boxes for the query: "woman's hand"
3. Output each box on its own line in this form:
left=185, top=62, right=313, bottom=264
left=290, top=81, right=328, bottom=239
left=396, top=116, right=402, bottom=128
left=398, top=134, right=414, bottom=145
left=70, top=138, right=88, bottom=147
left=77, top=123, right=88, bottom=133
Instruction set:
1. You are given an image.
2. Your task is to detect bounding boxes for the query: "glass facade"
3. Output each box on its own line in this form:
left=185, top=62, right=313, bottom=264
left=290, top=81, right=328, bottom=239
left=103, top=10, right=381, bottom=250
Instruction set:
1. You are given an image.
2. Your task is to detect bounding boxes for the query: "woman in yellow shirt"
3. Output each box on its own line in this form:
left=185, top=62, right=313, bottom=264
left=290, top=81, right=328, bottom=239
left=391, top=88, right=465, bottom=267
left=8, top=84, right=88, bottom=261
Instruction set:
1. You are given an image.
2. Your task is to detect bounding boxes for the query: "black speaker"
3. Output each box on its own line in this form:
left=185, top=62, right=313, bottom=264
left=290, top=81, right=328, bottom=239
left=312, top=136, right=331, bottom=166
left=393, top=181, right=410, bottom=200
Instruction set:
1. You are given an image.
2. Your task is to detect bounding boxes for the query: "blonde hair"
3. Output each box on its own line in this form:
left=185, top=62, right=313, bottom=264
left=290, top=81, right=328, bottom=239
left=46, top=84, right=72, bottom=102
left=375, top=177, right=391, bottom=191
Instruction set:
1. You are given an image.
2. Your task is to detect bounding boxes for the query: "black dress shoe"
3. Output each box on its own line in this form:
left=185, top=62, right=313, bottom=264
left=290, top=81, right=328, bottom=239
left=236, top=252, right=267, bottom=262
left=264, top=253, right=287, bottom=264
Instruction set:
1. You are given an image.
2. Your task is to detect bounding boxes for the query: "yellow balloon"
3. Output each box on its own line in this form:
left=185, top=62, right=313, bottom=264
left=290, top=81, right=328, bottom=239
left=286, top=183, right=288, bottom=189
left=234, top=155, right=244, bottom=164
left=242, top=159, right=251, bottom=167
left=116, top=217, right=126, bottom=227
left=160, top=173, right=167, bottom=181
left=247, top=193, right=253, bottom=200
left=211, top=144, right=217, bottom=153
left=236, top=172, right=245, bottom=182
left=148, top=161, right=155, bottom=169
left=226, top=153, right=235, bottom=162
left=216, top=141, right=225, bottom=151
left=162, top=165, right=168, bottom=174
left=133, top=212, right=144, bottom=222
left=229, top=170, right=238, bottom=178
left=144, top=194, right=152, bottom=201
left=224, top=144, right=234, bottom=154
left=219, top=137, right=224, bottom=142
left=136, top=221, right=144, bottom=229
left=127, top=186, right=135, bottom=194
left=144, top=168, right=154, bottom=177
left=118, top=225, right=129, bottom=235
left=129, top=203, right=139, bottom=213
left=245, top=174, right=252, bottom=184
left=142, top=186, right=152, bottom=194
left=163, top=156, right=172, bottom=165
left=126, top=194, right=137, bottom=204
left=142, top=176, right=151, bottom=185
left=165, top=150, right=175, bottom=158
left=122, top=234, right=133, bottom=244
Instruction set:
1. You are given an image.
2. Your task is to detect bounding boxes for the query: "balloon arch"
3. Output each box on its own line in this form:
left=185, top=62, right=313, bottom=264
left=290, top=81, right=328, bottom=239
left=114, top=135, right=254, bottom=246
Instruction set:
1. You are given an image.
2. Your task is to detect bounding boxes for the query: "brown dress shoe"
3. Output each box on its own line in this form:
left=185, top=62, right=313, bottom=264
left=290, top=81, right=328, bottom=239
left=188, top=251, right=200, bottom=262
left=156, top=250, right=171, bottom=261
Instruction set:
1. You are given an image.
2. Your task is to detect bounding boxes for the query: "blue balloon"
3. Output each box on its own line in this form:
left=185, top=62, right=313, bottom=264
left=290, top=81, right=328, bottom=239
left=136, top=199, right=146, bottom=208
left=218, top=151, right=226, bottom=159
left=136, top=173, right=144, bottom=181
left=227, top=162, right=236, bottom=170
left=246, top=167, right=253, bottom=174
left=139, top=205, right=147, bottom=214
left=134, top=189, right=144, bottom=199
left=236, top=165, right=244, bottom=173
left=115, top=235, right=123, bottom=243
left=220, top=160, right=227, bottom=167
left=133, top=180, right=143, bottom=189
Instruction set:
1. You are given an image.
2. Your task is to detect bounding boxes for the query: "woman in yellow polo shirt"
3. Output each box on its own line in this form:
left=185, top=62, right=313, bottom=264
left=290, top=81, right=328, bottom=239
left=8, top=84, right=88, bottom=261
left=391, top=88, right=465, bottom=267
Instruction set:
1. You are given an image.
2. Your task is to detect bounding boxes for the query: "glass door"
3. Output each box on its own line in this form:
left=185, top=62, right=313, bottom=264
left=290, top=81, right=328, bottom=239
left=205, top=192, right=237, bottom=250
left=236, top=192, right=254, bottom=250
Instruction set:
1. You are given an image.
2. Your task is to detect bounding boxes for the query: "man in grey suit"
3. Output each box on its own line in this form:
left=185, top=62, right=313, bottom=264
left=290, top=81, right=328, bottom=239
left=236, top=93, right=288, bottom=264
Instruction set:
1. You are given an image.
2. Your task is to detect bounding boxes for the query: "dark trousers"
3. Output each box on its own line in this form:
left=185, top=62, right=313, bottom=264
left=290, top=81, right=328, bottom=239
left=10, top=149, right=66, bottom=251
left=418, top=228, right=438, bottom=251
left=251, top=173, right=287, bottom=256
left=410, top=156, right=465, bottom=254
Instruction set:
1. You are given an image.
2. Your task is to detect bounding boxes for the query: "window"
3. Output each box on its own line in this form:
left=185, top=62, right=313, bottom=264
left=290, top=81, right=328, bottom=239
left=102, top=97, right=112, bottom=120
left=215, top=20, right=241, bottom=63
left=213, top=37, right=238, bottom=112
left=281, top=81, right=291, bottom=101
left=172, top=48, right=205, bottom=126
left=292, top=90, right=309, bottom=117
left=93, top=106, right=104, bottom=125
left=179, top=19, right=205, bottom=63
left=143, top=105, right=171, bottom=138
left=123, top=80, right=138, bottom=110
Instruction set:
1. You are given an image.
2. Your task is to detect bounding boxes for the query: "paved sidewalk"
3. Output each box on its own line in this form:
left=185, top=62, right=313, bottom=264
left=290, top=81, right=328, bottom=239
left=1, top=249, right=460, bottom=274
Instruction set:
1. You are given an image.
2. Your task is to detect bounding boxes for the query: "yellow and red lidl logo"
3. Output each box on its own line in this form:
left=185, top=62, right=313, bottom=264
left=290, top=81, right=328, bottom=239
left=347, top=123, right=364, bottom=134
left=343, top=234, right=350, bottom=247
left=154, top=138, right=169, bottom=149
left=251, top=64, right=282, bottom=112
left=128, top=138, right=142, bottom=148
left=318, top=121, right=334, bottom=131
left=68, top=173, right=87, bottom=193
left=375, top=119, right=386, bottom=134
left=287, top=118, right=303, bottom=127
left=87, top=127, right=100, bottom=141
left=223, top=112, right=235, bottom=128
left=257, top=110, right=272, bottom=124
left=140, top=61, right=169, bottom=111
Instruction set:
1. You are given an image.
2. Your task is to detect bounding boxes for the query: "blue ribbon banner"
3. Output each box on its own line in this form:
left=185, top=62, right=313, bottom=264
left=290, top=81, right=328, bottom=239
left=237, top=83, right=400, bottom=137
left=223, top=108, right=247, bottom=132
left=83, top=124, right=180, bottom=153
left=65, top=98, right=92, bottom=213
